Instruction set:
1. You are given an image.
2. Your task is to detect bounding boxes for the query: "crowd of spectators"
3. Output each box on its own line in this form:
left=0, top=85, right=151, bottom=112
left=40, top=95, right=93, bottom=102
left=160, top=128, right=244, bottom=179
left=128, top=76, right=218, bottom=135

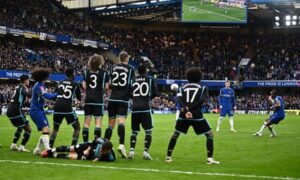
left=0, top=0, right=299, bottom=80
left=2, top=30, right=299, bottom=80
left=0, top=38, right=114, bottom=75
left=151, top=93, right=176, bottom=111
left=106, top=28, right=300, bottom=80
left=0, top=0, right=102, bottom=40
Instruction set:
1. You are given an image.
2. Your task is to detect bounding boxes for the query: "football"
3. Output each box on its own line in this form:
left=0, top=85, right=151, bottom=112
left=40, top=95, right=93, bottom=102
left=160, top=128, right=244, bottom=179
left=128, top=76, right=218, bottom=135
left=170, top=83, right=179, bottom=92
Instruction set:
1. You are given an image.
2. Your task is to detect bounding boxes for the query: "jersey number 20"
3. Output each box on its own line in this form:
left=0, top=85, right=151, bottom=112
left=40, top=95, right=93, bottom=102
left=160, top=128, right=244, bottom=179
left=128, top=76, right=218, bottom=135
left=133, top=82, right=149, bottom=97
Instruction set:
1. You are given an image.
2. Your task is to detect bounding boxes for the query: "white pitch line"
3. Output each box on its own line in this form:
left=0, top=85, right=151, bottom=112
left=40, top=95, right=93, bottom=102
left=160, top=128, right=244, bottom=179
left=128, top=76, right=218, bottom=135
left=0, top=160, right=298, bottom=180
left=183, top=4, right=244, bottom=22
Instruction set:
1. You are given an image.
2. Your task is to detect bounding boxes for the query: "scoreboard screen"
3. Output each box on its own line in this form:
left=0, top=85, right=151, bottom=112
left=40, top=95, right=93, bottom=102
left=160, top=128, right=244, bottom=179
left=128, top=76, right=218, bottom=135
left=181, top=0, right=247, bottom=24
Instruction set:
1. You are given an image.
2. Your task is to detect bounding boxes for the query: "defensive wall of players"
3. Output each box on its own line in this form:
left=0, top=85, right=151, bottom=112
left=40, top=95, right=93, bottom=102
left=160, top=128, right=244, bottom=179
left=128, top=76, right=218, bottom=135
left=1, top=70, right=299, bottom=116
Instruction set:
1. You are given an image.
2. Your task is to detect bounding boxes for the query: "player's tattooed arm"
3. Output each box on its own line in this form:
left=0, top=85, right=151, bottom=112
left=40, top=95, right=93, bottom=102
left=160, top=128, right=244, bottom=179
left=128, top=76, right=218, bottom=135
left=82, top=81, right=87, bottom=90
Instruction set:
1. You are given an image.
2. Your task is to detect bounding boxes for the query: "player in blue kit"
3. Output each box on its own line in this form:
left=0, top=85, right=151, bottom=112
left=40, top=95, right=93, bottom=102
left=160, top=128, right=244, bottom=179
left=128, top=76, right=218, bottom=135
left=216, top=80, right=237, bottom=132
left=30, top=68, right=58, bottom=155
left=254, top=90, right=285, bottom=137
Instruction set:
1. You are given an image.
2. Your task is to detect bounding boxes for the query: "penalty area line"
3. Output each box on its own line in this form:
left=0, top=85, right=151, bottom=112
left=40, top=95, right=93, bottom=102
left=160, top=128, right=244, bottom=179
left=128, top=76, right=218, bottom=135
left=0, top=160, right=298, bottom=180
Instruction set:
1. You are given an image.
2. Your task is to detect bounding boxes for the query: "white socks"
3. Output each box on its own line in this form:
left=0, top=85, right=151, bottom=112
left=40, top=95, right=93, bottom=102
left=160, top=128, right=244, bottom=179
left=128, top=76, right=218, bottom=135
left=217, top=117, right=223, bottom=129
left=229, top=116, right=234, bottom=130
left=36, top=135, right=50, bottom=150
left=217, top=116, right=235, bottom=131
left=258, top=124, right=266, bottom=134
left=35, top=137, right=44, bottom=150
left=41, top=135, right=50, bottom=150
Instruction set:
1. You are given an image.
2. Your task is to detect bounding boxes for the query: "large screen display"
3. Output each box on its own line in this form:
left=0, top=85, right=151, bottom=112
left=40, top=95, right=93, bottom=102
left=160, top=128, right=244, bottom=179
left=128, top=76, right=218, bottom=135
left=181, top=0, right=247, bottom=23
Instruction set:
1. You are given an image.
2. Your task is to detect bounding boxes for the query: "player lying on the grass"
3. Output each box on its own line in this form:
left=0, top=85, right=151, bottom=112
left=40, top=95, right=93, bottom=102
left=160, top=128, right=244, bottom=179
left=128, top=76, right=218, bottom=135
left=42, top=138, right=116, bottom=162
left=50, top=68, right=81, bottom=148
left=82, top=54, right=109, bottom=142
left=105, top=51, right=135, bottom=158
left=30, top=68, right=58, bottom=155
left=128, top=65, right=158, bottom=160
left=216, top=80, right=237, bottom=132
left=6, top=75, right=32, bottom=152
left=165, top=67, right=219, bottom=164
left=254, top=90, right=285, bottom=137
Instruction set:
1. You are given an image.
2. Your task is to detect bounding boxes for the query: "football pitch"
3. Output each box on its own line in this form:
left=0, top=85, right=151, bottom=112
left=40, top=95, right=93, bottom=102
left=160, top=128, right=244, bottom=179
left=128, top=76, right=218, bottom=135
left=182, top=0, right=246, bottom=23
left=0, top=114, right=299, bottom=179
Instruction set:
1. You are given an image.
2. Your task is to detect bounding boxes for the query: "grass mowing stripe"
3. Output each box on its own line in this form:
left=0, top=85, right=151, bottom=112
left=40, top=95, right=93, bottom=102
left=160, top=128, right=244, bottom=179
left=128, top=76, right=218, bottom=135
left=0, top=160, right=298, bottom=180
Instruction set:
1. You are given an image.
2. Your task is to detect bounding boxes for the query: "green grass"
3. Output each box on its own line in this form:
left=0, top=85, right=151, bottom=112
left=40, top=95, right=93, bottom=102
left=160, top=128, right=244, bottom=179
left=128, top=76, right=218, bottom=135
left=182, top=0, right=246, bottom=23
left=0, top=114, right=300, bottom=179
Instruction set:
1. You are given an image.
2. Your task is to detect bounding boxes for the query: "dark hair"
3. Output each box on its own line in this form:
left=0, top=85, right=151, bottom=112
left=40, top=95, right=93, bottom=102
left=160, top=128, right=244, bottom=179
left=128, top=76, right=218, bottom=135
left=88, top=54, right=103, bottom=71
left=270, top=90, right=277, bottom=96
left=185, top=68, right=201, bottom=83
left=65, top=67, right=74, bottom=78
left=102, top=140, right=113, bottom=151
left=31, top=68, right=51, bottom=82
left=20, top=75, right=29, bottom=83
left=138, top=65, right=147, bottom=76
